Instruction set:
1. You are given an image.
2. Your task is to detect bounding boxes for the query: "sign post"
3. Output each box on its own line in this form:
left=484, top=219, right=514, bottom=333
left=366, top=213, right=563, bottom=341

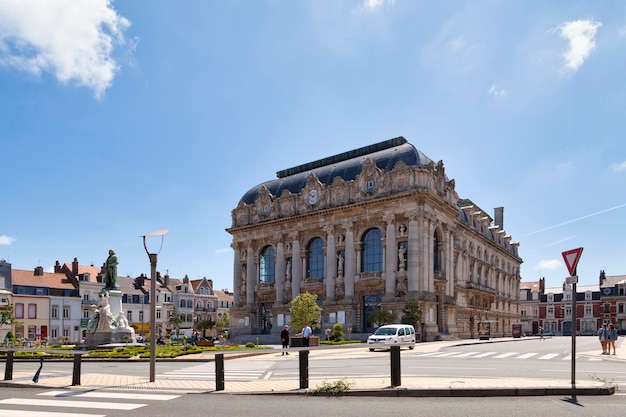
left=562, top=247, right=583, bottom=388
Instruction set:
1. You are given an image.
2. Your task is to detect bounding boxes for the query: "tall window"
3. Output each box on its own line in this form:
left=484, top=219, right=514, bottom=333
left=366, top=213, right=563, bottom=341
left=15, top=303, right=24, bottom=319
left=28, top=304, right=37, bottom=319
left=51, top=305, right=59, bottom=319
left=307, top=237, right=324, bottom=278
left=362, top=228, right=383, bottom=273
left=260, top=246, right=275, bottom=283
left=433, top=231, right=441, bottom=272
left=63, top=306, right=70, bottom=319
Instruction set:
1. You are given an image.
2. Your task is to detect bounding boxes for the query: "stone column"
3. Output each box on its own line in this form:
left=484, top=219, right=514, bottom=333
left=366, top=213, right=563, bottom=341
left=324, top=225, right=336, bottom=300
left=246, top=245, right=255, bottom=305
left=343, top=221, right=356, bottom=299
left=232, top=243, right=242, bottom=307
left=426, top=218, right=434, bottom=293
left=275, top=234, right=285, bottom=304
left=407, top=212, right=420, bottom=292
left=383, top=212, right=396, bottom=296
left=290, top=232, right=302, bottom=297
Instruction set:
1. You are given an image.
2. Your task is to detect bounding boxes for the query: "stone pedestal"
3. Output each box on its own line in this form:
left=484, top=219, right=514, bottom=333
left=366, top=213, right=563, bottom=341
left=83, top=289, right=136, bottom=347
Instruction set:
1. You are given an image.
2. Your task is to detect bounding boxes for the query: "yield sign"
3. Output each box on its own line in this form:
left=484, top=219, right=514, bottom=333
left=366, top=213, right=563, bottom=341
left=562, top=247, right=583, bottom=276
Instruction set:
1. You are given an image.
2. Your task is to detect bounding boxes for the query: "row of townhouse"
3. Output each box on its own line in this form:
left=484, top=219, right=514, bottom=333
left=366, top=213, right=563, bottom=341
left=519, top=272, right=626, bottom=336
left=0, top=258, right=234, bottom=344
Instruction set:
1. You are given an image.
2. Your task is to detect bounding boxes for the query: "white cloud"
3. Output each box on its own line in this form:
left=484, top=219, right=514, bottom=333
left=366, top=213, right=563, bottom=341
left=0, top=235, right=15, bottom=245
left=611, top=161, right=626, bottom=173
left=360, top=0, right=395, bottom=11
left=0, top=0, right=131, bottom=98
left=535, top=259, right=561, bottom=271
left=487, top=84, right=507, bottom=97
left=557, top=19, right=602, bottom=71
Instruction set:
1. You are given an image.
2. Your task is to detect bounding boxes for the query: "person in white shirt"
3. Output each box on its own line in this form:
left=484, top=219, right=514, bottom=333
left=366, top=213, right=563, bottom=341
left=301, top=323, right=312, bottom=347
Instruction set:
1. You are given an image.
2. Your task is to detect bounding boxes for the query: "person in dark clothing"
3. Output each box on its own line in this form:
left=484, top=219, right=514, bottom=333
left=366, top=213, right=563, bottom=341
left=280, top=325, right=290, bottom=355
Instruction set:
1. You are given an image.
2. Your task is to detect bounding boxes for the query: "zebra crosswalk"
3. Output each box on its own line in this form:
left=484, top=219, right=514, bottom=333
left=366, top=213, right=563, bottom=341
left=414, top=350, right=603, bottom=361
left=0, top=390, right=179, bottom=417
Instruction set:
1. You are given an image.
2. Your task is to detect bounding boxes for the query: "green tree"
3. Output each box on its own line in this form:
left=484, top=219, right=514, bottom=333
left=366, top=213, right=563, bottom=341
left=289, top=292, right=322, bottom=332
left=332, top=323, right=344, bottom=341
left=195, top=318, right=215, bottom=338
left=400, top=301, right=422, bottom=328
left=368, top=308, right=397, bottom=327
left=216, top=312, right=230, bottom=335
left=168, top=308, right=183, bottom=337
left=1, top=304, right=18, bottom=327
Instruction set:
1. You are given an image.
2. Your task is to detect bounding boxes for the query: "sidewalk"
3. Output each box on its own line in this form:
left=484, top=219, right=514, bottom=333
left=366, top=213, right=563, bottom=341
left=0, top=337, right=620, bottom=397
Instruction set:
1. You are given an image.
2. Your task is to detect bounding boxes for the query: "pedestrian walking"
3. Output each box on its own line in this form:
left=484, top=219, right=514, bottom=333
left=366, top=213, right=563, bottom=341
left=599, top=323, right=609, bottom=354
left=607, top=323, right=618, bottom=355
left=280, top=325, right=290, bottom=355
left=539, top=327, right=544, bottom=341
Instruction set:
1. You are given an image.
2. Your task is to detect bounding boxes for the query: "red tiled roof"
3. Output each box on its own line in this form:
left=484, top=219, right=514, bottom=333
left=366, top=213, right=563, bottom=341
left=12, top=269, right=75, bottom=289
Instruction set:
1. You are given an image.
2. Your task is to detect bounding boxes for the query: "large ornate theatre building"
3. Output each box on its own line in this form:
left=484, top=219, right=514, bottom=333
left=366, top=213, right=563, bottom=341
left=227, top=137, right=522, bottom=341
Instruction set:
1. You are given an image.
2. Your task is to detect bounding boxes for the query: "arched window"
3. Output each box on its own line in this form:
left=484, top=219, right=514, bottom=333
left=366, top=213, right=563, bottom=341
left=260, top=246, right=275, bottom=283
left=307, top=238, right=325, bottom=278
left=362, top=228, right=383, bottom=273
left=186, top=300, right=193, bottom=308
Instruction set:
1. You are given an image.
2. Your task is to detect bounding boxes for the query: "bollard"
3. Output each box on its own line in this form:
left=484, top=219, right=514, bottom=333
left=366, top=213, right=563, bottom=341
left=215, top=354, right=225, bottom=391
left=390, top=345, right=401, bottom=387
left=72, top=353, right=82, bottom=386
left=4, top=350, right=13, bottom=380
left=299, top=350, right=309, bottom=389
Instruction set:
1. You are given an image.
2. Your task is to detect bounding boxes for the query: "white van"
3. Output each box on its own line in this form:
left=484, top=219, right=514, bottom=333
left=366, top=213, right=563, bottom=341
left=367, top=324, right=416, bottom=351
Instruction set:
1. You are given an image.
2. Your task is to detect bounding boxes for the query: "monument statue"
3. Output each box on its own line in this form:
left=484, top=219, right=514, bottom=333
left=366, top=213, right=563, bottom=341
left=83, top=251, right=137, bottom=346
left=96, top=291, right=115, bottom=331
left=104, top=249, right=119, bottom=290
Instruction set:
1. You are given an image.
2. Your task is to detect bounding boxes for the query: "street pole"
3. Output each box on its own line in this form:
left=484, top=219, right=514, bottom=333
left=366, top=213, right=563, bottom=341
left=141, top=229, right=168, bottom=383
left=571, top=271, right=577, bottom=386
left=149, top=253, right=157, bottom=382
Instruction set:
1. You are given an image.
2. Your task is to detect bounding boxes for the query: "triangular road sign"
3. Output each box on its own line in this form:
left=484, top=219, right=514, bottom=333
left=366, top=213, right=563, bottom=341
left=562, top=247, right=583, bottom=276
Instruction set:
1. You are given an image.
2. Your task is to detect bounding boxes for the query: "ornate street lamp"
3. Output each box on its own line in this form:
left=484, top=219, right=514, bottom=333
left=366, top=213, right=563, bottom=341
left=140, top=229, right=168, bottom=382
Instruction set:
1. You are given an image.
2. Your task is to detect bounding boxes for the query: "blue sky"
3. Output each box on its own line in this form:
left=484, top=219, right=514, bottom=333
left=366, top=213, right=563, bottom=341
left=1, top=0, right=625, bottom=292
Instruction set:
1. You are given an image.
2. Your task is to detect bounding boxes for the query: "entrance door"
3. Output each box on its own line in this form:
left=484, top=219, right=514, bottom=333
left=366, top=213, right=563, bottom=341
left=363, top=295, right=382, bottom=333
left=260, top=305, right=272, bottom=334
left=562, top=321, right=572, bottom=336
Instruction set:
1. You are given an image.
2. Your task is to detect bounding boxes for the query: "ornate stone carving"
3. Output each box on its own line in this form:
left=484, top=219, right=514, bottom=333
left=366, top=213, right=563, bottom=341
left=395, top=276, right=407, bottom=297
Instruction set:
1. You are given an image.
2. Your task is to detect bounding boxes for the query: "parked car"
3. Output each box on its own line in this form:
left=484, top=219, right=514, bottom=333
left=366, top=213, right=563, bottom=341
left=578, top=329, right=596, bottom=336
left=367, top=324, right=416, bottom=351
left=542, top=330, right=556, bottom=337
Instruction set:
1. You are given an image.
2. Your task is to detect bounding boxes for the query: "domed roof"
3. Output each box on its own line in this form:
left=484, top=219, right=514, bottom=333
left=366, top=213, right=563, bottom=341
left=239, top=137, right=435, bottom=205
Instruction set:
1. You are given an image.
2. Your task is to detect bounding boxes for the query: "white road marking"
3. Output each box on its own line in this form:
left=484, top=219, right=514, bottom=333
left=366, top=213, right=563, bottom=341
left=493, top=352, right=518, bottom=358
left=0, top=398, right=145, bottom=410
left=0, top=411, right=104, bottom=417
left=39, top=390, right=179, bottom=401
left=538, top=353, right=560, bottom=360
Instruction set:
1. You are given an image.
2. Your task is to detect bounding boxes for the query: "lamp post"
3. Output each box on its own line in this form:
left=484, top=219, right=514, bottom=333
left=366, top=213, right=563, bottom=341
left=141, top=228, right=168, bottom=382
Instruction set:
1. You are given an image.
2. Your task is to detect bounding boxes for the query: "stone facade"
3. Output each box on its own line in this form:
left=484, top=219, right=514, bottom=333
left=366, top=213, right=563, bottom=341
left=227, top=137, right=522, bottom=341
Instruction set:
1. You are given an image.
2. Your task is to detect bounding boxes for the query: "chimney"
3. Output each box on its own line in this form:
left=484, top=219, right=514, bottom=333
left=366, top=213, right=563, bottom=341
left=494, top=207, right=504, bottom=229
left=34, top=266, right=44, bottom=276
left=599, top=270, right=606, bottom=286
left=72, top=258, right=79, bottom=275
left=539, top=277, right=545, bottom=293
left=163, top=273, right=169, bottom=287
left=54, top=260, right=62, bottom=273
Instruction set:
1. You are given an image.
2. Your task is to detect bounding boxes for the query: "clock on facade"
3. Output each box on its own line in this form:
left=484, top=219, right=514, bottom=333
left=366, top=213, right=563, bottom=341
left=308, top=189, right=319, bottom=205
